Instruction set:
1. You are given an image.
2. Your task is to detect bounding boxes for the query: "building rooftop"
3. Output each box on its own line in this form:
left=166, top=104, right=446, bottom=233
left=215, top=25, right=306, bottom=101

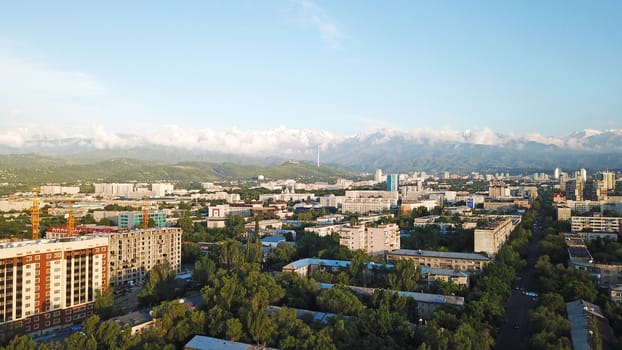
left=388, top=249, right=491, bottom=261
left=566, top=299, right=617, bottom=350
left=282, top=258, right=394, bottom=271
left=113, top=309, right=153, bottom=329
left=185, top=335, right=276, bottom=350
left=317, top=283, right=464, bottom=306
left=0, top=236, right=106, bottom=250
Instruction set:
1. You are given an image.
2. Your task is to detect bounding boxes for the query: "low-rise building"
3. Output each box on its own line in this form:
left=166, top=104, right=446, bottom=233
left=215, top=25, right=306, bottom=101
left=566, top=300, right=616, bottom=350
left=571, top=216, right=622, bottom=233
left=386, top=249, right=490, bottom=272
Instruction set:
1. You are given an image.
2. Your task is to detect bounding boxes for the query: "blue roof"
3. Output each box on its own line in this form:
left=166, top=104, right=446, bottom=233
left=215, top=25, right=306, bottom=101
left=261, top=235, right=286, bottom=243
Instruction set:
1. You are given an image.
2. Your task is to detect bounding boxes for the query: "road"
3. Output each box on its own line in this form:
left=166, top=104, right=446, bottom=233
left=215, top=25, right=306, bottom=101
left=494, top=212, right=543, bottom=350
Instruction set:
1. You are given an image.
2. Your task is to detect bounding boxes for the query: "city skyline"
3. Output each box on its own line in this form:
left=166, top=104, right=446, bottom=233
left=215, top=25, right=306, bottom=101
left=2, top=1, right=622, bottom=138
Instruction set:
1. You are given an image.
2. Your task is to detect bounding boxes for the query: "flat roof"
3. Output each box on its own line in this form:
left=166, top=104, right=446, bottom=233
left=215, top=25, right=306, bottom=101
left=282, top=258, right=394, bottom=271
left=317, top=283, right=464, bottom=306
left=387, top=249, right=490, bottom=261
left=113, top=309, right=152, bottom=328
left=185, top=335, right=277, bottom=350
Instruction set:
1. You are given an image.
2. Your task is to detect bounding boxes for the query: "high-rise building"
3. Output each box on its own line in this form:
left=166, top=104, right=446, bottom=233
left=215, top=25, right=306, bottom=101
left=596, top=171, right=616, bottom=191
left=387, top=174, right=399, bottom=192
left=0, top=237, right=109, bottom=335
left=580, top=168, right=588, bottom=183
left=93, top=227, right=182, bottom=288
left=374, top=169, right=383, bottom=183
left=554, top=168, right=561, bottom=180
left=566, top=179, right=584, bottom=201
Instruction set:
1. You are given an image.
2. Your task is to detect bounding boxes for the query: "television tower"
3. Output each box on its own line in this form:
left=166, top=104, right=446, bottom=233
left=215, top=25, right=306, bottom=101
left=316, top=144, right=320, bottom=167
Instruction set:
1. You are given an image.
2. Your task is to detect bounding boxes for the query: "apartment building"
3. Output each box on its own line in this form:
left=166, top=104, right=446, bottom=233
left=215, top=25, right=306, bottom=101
left=338, top=224, right=400, bottom=255
left=474, top=218, right=516, bottom=255
left=571, top=216, right=622, bottom=233
left=118, top=211, right=167, bottom=229
left=0, top=237, right=109, bottom=335
left=93, top=227, right=182, bottom=288
left=386, top=249, right=490, bottom=272
left=341, top=190, right=399, bottom=214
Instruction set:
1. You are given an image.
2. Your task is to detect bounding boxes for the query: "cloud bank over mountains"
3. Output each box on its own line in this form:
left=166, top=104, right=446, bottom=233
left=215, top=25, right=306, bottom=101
left=1, top=125, right=622, bottom=156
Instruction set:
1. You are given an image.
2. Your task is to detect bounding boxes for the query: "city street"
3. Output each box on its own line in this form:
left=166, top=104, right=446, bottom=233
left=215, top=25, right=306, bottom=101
left=495, top=214, right=543, bottom=349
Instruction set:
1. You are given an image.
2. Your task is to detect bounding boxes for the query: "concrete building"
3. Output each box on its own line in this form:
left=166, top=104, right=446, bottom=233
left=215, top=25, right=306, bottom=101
left=571, top=216, right=622, bottom=233
left=566, top=300, right=616, bottom=350
left=474, top=218, right=517, bottom=255
left=207, top=204, right=253, bottom=218
left=118, top=211, right=167, bottom=229
left=557, top=206, right=572, bottom=221
left=0, top=237, right=108, bottom=335
left=93, top=183, right=135, bottom=197
left=39, top=186, right=80, bottom=195
left=566, top=179, right=584, bottom=201
left=596, top=171, right=616, bottom=191
left=341, top=190, right=398, bottom=214
left=386, top=249, right=490, bottom=272
left=488, top=180, right=509, bottom=198
left=93, top=228, right=182, bottom=288
left=186, top=335, right=277, bottom=350
left=317, top=283, right=464, bottom=318
left=338, top=224, right=400, bottom=255
left=151, top=183, right=174, bottom=197
left=304, top=224, right=345, bottom=237
left=387, top=174, right=398, bottom=192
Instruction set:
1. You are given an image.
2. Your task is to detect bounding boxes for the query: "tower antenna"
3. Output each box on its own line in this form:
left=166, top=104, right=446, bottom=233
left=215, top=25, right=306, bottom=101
left=316, top=144, right=320, bottom=167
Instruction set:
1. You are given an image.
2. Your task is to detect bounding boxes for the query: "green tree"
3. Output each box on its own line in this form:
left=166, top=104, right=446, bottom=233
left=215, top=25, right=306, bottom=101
left=94, top=288, right=120, bottom=319
left=316, top=285, right=365, bottom=315
left=138, top=263, right=177, bottom=306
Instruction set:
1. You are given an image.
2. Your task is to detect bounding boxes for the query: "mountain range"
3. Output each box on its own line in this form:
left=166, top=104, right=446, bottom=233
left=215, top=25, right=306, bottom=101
left=1, top=127, right=621, bottom=174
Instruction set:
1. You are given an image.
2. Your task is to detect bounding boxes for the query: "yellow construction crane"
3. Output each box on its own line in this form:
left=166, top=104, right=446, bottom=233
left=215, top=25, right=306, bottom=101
left=47, top=198, right=79, bottom=237
left=142, top=196, right=149, bottom=229
left=31, top=188, right=40, bottom=240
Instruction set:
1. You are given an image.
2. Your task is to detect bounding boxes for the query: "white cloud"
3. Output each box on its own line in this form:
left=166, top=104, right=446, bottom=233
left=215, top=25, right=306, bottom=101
left=1, top=125, right=621, bottom=155
left=294, top=0, right=345, bottom=48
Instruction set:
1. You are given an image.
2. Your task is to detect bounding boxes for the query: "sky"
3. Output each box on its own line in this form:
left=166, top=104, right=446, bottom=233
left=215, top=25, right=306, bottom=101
left=1, top=0, right=621, bottom=142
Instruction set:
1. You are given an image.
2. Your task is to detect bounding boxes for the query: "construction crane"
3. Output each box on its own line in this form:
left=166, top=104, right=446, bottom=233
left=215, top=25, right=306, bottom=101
left=47, top=198, right=79, bottom=237
left=31, top=188, right=40, bottom=240
left=142, top=196, right=150, bottom=229
left=66, top=200, right=76, bottom=237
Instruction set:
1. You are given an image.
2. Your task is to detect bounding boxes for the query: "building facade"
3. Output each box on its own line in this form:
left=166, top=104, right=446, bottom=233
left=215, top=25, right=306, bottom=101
left=337, top=224, right=400, bottom=255
left=341, top=190, right=398, bottom=214
left=474, top=218, right=516, bottom=255
left=94, top=228, right=182, bottom=288
left=386, top=249, right=490, bottom=272
left=118, top=211, right=167, bottom=229
left=571, top=216, right=622, bottom=233
left=387, top=174, right=398, bottom=192
left=0, top=237, right=109, bottom=335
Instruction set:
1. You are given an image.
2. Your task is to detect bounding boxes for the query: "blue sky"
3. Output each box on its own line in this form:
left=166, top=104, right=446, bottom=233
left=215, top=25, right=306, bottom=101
left=1, top=0, right=621, bottom=138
